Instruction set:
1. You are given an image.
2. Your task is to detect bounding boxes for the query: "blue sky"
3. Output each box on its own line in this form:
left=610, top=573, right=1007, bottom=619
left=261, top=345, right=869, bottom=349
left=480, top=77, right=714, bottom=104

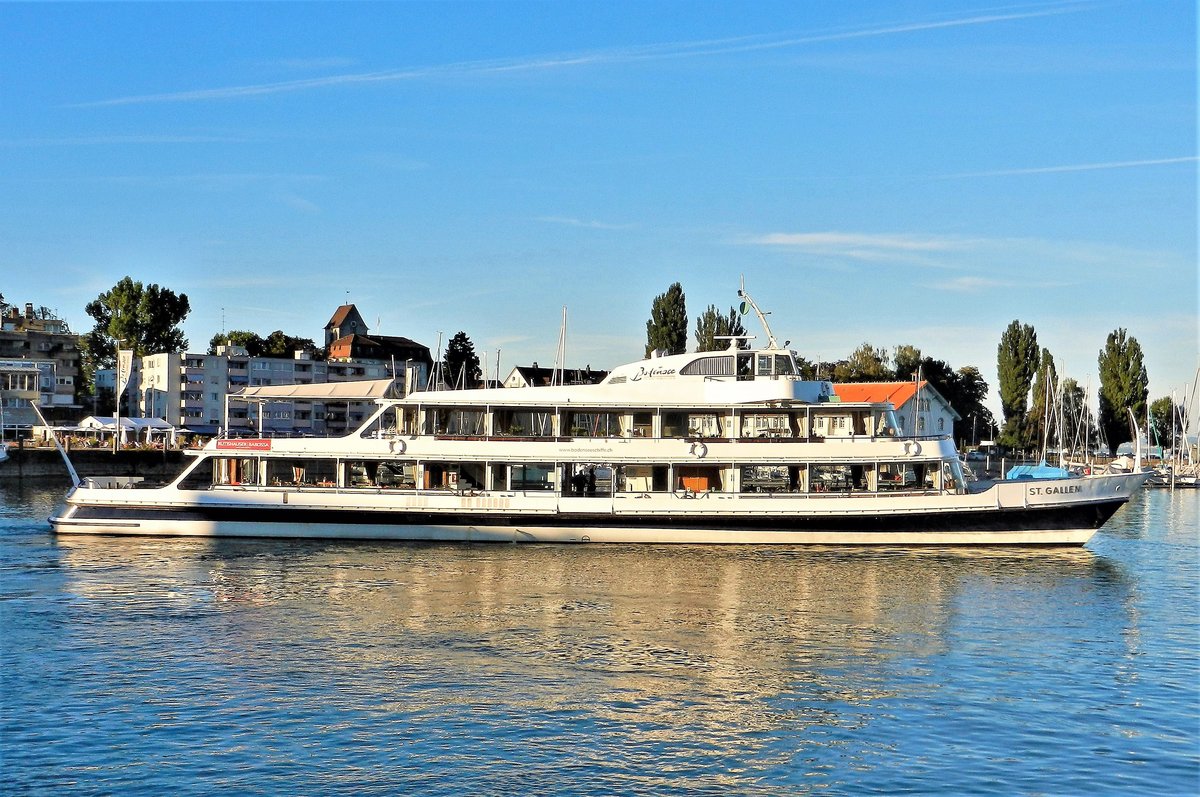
left=2, top=1, right=1196, bottom=417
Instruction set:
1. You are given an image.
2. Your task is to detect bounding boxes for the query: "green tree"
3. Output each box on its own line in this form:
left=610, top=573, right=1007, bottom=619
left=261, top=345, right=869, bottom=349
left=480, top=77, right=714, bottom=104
left=1027, top=348, right=1058, bottom=452
left=996, top=320, right=1038, bottom=451
left=262, top=330, right=320, bottom=358
left=82, top=277, right=190, bottom=366
left=951, top=365, right=995, bottom=446
left=1097, top=328, right=1149, bottom=455
left=833, top=342, right=891, bottom=382
left=442, top=331, right=482, bottom=389
left=694, top=304, right=747, bottom=352
left=1149, top=396, right=1182, bottom=453
left=80, top=277, right=190, bottom=405
left=209, top=330, right=266, bottom=356
left=645, top=283, right=688, bottom=356
left=1059, top=377, right=1096, bottom=456
left=893, top=345, right=922, bottom=380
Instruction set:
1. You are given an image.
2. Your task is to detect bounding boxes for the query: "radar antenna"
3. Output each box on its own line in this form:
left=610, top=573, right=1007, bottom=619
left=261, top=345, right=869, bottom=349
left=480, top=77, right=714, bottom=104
left=736, top=277, right=781, bottom=350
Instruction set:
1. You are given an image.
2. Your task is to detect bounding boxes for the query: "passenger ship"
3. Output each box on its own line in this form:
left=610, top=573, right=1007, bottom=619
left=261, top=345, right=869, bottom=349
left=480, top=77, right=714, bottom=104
left=51, top=291, right=1147, bottom=546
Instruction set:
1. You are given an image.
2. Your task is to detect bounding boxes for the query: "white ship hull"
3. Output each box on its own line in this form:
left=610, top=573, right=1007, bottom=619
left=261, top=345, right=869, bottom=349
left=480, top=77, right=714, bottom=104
left=51, top=472, right=1147, bottom=546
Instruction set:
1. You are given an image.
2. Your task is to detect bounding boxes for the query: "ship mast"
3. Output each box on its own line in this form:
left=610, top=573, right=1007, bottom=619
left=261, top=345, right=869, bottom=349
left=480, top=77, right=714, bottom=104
left=737, top=277, right=781, bottom=350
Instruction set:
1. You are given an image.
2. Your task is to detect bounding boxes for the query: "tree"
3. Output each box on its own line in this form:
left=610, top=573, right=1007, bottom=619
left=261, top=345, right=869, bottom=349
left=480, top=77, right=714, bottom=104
left=442, top=331, right=481, bottom=389
left=1027, top=348, right=1058, bottom=453
left=262, top=330, right=319, bottom=358
left=1149, top=396, right=1183, bottom=453
left=996, top=320, right=1039, bottom=451
left=833, top=342, right=891, bottom=382
left=645, top=283, right=688, bottom=356
left=1059, top=378, right=1096, bottom=456
left=1097, top=328, right=1149, bottom=455
left=82, top=277, right=190, bottom=367
left=893, top=345, right=922, bottom=380
left=694, top=304, right=747, bottom=352
left=209, top=330, right=266, bottom=356
left=951, top=366, right=995, bottom=446
left=80, top=277, right=190, bottom=406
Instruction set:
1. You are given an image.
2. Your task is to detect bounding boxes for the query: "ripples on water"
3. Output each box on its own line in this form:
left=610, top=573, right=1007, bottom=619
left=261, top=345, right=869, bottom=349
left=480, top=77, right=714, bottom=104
left=1, top=481, right=1197, bottom=796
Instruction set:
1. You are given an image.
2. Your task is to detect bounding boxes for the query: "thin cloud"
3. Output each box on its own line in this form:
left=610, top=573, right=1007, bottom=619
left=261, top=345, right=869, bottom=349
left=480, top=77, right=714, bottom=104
left=536, top=216, right=637, bottom=230
left=934, top=276, right=1017, bottom=293
left=72, top=2, right=1088, bottom=107
left=0, top=134, right=249, bottom=146
left=747, top=231, right=972, bottom=259
left=940, top=156, right=1198, bottom=178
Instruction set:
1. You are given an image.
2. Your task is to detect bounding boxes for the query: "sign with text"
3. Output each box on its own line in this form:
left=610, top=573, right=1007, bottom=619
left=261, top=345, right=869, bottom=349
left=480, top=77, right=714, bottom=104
left=215, top=439, right=272, bottom=451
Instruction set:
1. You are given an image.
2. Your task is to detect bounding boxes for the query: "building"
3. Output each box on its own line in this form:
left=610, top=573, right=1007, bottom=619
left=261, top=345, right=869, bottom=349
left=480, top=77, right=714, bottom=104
left=833, top=381, right=961, bottom=438
left=133, top=304, right=431, bottom=436
left=0, top=302, right=83, bottom=424
left=137, top=347, right=396, bottom=436
left=503, top=364, right=609, bottom=389
left=325, top=304, right=433, bottom=388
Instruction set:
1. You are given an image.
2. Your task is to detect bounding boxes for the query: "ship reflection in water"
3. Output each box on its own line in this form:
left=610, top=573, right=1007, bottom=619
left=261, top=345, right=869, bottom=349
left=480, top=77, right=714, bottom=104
left=37, top=531, right=1160, bottom=795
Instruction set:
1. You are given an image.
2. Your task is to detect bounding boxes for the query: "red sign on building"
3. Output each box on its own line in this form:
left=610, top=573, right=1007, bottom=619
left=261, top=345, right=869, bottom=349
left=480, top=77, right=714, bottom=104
left=215, top=438, right=273, bottom=451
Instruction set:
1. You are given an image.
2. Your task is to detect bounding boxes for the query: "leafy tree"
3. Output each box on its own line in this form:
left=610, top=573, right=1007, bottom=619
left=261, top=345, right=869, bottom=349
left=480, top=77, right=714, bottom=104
left=893, top=345, right=922, bottom=380
left=694, top=304, right=747, bottom=352
left=1027, top=348, right=1058, bottom=452
left=209, top=330, right=266, bottom=356
left=79, top=277, right=190, bottom=405
left=951, top=366, right=995, bottom=446
left=833, top=342, right=891, bottom=382
left=1097, top=328, right=1149, bottom=455
left=645, top=283, right=688, bottom=356
left=82, top=277, right=190, bottom=367
left=442, top=331, right=481, bottom=389
left=1149, top=396, right=1183, bottom=453
left=1059, top=378, right=1096, bottom=456
left=996, top=320, right=1039, bottom=450
left=263, top=330, right=319, bottom=358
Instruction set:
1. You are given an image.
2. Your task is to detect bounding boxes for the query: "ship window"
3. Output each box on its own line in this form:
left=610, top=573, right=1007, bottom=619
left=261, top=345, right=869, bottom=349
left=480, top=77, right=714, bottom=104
left=757, top=354, right=773, bottom=375
left=740, top=465, right=792, bottom=493
left=741, top=413, right=788, bottom=438
left=429, top=407, right=485, bottom=436
left=511, top=463, right=556, bottom=491
left=774, top=355, right=795, bottom=376
left=736, top=353, right=754, bottom=381
left=565, top=410, right=620, bottom=437
left=680, top=356, right=734, bottom=376
left=494, top=408, right=553, bottom=437
left=360, top=406, right=402, bottom=438
left=631, top=412, right=653, bottom=438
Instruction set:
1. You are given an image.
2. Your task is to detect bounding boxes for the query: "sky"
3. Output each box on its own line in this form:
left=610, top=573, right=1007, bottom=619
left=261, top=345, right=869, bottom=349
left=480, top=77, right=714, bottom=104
left=2, top=1, right=1196, bottom=421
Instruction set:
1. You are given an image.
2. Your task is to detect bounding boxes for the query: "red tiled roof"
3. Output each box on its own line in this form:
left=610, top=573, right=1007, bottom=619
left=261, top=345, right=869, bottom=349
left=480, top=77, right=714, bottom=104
left=833, top=381, right=927, bottom=406
left=326, top=304, right=357, bottom=329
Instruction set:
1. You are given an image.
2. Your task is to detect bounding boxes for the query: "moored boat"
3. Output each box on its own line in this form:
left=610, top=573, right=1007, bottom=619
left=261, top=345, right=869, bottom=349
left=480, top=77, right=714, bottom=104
left=49, top=289, right=1150, bottom=546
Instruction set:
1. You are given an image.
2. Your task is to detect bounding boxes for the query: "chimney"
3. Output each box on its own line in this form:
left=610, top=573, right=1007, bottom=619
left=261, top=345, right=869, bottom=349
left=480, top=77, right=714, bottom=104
left=24, top=303, right=34, bottom=319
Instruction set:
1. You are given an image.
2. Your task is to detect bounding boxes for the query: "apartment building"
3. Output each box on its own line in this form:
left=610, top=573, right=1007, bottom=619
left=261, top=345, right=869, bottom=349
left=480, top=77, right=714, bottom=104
left=0, top=302, right=83, bottom=424
left=137, top=347, right=398, bottom=436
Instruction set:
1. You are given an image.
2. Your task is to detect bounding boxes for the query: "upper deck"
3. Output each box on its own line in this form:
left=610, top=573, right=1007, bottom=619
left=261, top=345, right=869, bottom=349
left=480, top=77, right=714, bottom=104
left=408, top=346, right=837, bottom=409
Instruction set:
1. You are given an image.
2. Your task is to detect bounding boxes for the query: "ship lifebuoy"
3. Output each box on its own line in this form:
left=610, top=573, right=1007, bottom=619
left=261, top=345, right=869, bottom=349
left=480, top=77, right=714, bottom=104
left=690, top=441, right=708, bottom=459
left=390, top=438, right=406, bottom=455
left=908, top=442, right=922, bottom=457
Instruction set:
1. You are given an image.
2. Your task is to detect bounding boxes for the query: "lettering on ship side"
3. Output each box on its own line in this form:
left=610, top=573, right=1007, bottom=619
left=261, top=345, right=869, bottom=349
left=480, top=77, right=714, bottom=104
left=630, top=366, right=677, bottom=381
left=1027, top=485, right=1082, bottom=496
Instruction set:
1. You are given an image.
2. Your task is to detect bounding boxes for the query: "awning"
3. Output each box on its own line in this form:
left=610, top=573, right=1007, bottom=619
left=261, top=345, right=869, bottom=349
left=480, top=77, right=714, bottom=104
left=230, top=378, right=397, bottom=401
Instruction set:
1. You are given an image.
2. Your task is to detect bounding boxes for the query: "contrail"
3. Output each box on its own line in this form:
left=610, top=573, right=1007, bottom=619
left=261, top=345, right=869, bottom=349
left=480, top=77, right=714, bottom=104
left=73, top=2, right=1088, bottom=107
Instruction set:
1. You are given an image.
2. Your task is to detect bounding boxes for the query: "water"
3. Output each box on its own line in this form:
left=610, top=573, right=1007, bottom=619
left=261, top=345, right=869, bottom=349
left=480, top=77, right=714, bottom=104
left=1, top=480, right=1196, bottom=796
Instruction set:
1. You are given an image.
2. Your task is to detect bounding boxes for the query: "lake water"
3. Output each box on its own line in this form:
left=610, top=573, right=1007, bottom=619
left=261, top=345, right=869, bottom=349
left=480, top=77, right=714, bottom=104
left=1, top=480, right=1196, bottom=796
